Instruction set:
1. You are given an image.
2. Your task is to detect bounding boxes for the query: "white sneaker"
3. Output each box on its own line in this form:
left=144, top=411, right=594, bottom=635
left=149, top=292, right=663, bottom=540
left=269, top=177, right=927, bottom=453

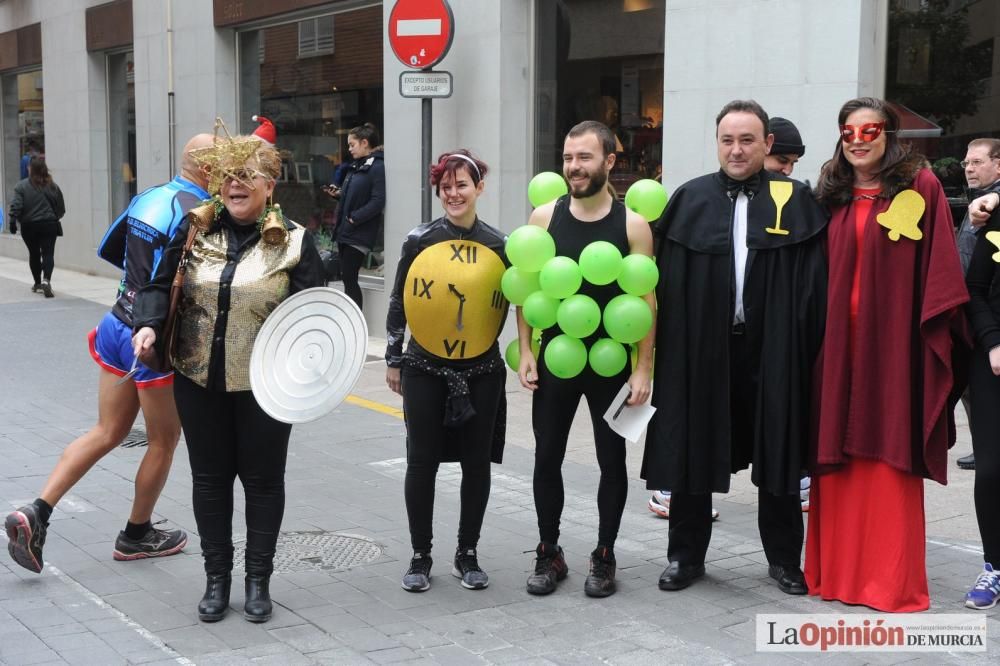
left=800, top=476, right=811, bottom=512
left=648, top=490, right=719, bottom=521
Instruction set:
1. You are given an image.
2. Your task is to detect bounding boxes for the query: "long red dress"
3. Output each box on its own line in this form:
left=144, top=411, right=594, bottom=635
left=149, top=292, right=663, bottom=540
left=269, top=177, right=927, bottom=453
left=805, top=172, right=968, bottom=612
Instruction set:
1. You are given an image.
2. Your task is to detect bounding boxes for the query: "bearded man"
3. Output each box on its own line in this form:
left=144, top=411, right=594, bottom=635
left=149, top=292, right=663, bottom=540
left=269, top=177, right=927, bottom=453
left=515, top=120, right=655, bottom=598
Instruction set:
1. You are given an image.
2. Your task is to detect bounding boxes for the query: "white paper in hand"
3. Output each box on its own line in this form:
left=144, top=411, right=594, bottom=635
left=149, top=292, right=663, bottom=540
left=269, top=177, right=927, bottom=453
left=602, top=382, right=656, bottom=444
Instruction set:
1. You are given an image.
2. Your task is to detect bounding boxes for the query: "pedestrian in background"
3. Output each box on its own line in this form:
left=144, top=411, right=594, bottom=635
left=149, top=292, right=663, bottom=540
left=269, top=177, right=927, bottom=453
left=335, top=122, right=386, bottom=310
left=8, top=157, right=65, bottom=298
left=4, top=135, right=212, bottom=579
left=953, top=138, right=1000, bottom=472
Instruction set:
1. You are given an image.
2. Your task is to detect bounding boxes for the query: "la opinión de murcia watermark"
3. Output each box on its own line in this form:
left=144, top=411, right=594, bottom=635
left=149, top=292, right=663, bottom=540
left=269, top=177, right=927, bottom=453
left=756, top=614, right=987, bottom=652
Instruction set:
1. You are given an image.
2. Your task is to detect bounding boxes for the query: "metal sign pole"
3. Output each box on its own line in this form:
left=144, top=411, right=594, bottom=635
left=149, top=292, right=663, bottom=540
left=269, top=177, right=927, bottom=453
left=422, top=97, right=432, bottom=222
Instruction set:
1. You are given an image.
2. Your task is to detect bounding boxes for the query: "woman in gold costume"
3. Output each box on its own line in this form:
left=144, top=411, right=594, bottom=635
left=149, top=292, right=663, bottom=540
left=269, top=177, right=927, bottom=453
left=132, top=131, right=323, bottom=623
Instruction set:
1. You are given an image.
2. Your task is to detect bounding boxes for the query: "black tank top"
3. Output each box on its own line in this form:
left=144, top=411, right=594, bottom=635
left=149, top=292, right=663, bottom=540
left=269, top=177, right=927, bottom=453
left=544, top=196, right=630, bottom=345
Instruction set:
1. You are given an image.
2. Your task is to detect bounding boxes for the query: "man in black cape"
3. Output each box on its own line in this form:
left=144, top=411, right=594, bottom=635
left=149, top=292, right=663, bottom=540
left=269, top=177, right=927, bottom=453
left=641, top=100, right=828, bottom=594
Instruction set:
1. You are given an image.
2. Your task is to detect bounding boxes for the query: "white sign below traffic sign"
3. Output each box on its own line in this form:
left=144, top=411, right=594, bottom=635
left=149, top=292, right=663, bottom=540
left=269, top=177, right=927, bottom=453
left=399, top=70, right=453, bottom=98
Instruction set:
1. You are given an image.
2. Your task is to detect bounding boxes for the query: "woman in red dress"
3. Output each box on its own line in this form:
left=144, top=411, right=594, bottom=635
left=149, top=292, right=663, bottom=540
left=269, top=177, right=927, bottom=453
left=806, top=98, right=969, bottom=612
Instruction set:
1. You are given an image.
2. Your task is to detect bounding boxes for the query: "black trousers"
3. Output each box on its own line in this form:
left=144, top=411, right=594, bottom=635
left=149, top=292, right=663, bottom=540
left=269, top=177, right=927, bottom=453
left=667, top=331, right=804, bottom=568
left=402, top=365, right=504, bottom=553
left=532, top=349, right=630, bottom=548
left=20, top=226, right=57, bottom=283
left=968, top=345, right=1000, bottom=564
left=173, top=373, right=292, bottom=576
left=338, top=243, right=366, bottom=310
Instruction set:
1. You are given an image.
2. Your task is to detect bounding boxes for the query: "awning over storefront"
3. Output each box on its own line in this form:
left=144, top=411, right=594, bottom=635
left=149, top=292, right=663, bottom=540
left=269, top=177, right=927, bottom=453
left=887, top=101, right=943, bottom=138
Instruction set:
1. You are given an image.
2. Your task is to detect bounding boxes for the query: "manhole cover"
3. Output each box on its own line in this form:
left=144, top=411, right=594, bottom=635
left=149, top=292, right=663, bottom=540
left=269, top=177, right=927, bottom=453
left=233, top=531, right=383, bottom=573
left=119, top=428, right=148, bottom=448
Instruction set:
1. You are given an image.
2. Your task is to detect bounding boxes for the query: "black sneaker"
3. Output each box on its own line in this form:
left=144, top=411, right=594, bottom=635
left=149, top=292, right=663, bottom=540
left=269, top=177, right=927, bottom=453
left=113, top=522, right=187, bottom=561
left=526, top=542, right=568, bottom=595
left=31, top=282, right=41, bottom=293
left=401, top=552, right=432, bottom=592
left=40, top=280, right=53, bottom=298
left=5, top=505, right=46, bottom=573
left=452, top=547, right=489, bottom=590
left=584, top=546, right=617, bottom=598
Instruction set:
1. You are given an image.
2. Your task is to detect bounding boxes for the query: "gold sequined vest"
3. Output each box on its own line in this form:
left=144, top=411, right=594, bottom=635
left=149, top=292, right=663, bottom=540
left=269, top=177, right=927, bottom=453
left=173, top=222, right=306, bottom=390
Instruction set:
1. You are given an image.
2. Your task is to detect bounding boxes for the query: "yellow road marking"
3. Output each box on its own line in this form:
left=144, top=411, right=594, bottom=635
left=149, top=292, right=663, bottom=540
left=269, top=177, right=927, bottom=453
left=346, top=395, right=404, bottom=419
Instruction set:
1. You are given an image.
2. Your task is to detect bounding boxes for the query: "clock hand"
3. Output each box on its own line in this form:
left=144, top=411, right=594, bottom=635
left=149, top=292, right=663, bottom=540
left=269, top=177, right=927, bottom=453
left=448, top=284, right=467, bottom=331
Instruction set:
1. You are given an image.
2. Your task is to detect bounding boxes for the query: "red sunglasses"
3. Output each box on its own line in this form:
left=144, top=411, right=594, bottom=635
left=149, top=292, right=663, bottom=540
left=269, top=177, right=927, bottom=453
left=840, top=121, right=886, bottom=143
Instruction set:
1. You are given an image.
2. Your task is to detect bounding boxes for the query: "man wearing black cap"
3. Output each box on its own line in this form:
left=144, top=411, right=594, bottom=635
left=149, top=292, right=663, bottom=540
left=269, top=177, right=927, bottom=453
left=764, top=117, right=805, bottom=177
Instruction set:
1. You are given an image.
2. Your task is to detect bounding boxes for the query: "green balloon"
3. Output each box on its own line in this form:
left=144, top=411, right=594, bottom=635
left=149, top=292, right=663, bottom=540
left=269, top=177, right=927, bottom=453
left=557, top=294, right=601, bottom=338
left=522, top=291, right=560, bottom=330
left=544, top=334, right=588, bottom=379
left=504, top=337, right=541, bottom=372
left=589, top=338, right=628, bottom=377
left=504, top=339, right=520, bottom=371
left=506, top=225, right=556, bottom=272
left=501, top=267, right=541, bottom=305
left=539, top=256, right=582, bottom=299
left=579, top=241, right=623, bottom=286
left=624, top=179, right=669, bottom=221
left=616, top=254, right=659, bottom=296
left=528, top=171, right=568, bottom=208
left=603, top=294, right=653, bottom=344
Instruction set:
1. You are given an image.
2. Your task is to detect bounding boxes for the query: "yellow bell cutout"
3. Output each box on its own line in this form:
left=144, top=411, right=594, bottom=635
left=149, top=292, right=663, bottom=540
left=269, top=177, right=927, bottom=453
left=986, top=230, right=1000, bottom=263
left=766, top=181, right=792, bottom=235
left=877, top=189, right=924, bottom=242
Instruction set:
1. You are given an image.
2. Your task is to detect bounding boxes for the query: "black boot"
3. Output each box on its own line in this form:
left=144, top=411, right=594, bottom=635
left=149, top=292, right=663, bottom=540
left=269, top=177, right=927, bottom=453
left=244, top=575, right=272, bottom=622
left=197, top=574, right=231, bottom=622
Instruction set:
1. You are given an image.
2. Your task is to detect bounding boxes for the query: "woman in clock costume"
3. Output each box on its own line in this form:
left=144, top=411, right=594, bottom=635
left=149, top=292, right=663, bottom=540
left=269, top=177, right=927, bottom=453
left=385, top=150, right=508, bottom=592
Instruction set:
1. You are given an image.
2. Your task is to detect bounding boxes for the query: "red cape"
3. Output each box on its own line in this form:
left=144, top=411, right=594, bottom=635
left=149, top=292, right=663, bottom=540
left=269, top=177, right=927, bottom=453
left=811, top=169, right=970, bottom=484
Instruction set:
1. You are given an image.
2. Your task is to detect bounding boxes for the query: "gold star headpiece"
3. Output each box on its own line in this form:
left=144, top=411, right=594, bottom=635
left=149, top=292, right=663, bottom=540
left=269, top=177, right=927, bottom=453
left=189, top=117, right=264, bottom=195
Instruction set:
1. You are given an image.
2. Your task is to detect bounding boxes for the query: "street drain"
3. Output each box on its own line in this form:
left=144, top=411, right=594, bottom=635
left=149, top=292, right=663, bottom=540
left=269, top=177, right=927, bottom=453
left=233, top=531, right=383, bottom=573
left=119, top=428, right=148, bottom=448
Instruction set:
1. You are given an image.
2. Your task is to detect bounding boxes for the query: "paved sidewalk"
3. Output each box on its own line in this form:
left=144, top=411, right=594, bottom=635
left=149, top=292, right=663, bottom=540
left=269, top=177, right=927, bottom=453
left=0, top=256, right=997, bottom=664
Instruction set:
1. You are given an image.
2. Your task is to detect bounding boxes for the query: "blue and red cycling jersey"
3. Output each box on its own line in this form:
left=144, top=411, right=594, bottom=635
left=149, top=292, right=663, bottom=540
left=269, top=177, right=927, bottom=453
left=97, top=176, right=209, bottom=327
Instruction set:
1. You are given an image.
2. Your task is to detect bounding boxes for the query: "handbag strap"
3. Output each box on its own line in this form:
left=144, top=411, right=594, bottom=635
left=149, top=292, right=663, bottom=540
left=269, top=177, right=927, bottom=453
left=172, top=224, right=200, bottom=288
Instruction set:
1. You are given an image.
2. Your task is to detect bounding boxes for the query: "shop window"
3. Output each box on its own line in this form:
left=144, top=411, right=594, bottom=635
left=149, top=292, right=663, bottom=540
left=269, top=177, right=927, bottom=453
left=886, top=0, right=998, bottom=215
left=298, top=16, right=335, bottom=59
left=238, top=5, right=383, bottom=279
left=107, top=51, right=137, bottom=215
left=534, top=0, right=664, bottom=197
left=2, top=69, right=44, bottom=204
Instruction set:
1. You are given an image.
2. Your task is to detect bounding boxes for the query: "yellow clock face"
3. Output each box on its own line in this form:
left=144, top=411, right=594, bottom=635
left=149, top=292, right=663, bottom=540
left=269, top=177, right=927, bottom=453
left=403, top=240, right=507, bottom=360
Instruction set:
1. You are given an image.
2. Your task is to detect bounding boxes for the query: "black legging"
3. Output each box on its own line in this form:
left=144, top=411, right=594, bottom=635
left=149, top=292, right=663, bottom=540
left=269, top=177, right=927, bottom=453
left=532, top=346, right=630, bottom=547
left=402, top=365, right=504, bottom=553
left=968, top=345, right=1000, bottom=565
left=338, top=243, right=366, bottom=310
left=173, top=373, right=292, bottom=577
left=20, top=226, right=57, bottom=283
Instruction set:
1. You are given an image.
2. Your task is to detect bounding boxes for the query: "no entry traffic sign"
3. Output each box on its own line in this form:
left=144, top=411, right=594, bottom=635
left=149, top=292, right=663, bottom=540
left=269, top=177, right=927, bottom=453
left=388, top=0, right=455, bottom=70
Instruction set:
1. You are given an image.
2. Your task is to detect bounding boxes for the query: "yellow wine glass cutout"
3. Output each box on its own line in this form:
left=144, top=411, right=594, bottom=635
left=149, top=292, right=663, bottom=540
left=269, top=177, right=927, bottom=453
left=766, top=181, right=792, bottom=235
left=986, top=230, right=1000, bottom=263
left=877, top=189, right=924, bottom=242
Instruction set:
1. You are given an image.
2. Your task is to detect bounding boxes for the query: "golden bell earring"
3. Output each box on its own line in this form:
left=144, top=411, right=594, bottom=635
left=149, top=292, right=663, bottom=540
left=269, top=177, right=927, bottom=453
left=188, top=197, right=219, bottom=231
left=260, top=202, right=287, bottom=245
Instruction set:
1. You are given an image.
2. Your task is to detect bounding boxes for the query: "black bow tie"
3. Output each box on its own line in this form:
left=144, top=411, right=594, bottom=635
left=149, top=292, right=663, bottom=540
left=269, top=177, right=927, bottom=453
left=721, top=171, right=761, bottom=199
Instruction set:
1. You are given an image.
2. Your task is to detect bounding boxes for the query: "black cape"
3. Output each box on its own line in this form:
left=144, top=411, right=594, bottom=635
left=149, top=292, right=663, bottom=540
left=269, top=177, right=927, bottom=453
left=640, top=170, right=828, bottom=495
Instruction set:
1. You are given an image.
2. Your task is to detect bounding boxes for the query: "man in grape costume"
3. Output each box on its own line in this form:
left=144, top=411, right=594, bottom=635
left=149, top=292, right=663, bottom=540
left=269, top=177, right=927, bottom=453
left=517, top=121, right=655, bottom=598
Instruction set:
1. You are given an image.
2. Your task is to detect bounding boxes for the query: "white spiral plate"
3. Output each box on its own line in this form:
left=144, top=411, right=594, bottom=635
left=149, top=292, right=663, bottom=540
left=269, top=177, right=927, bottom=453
left=250, top=287, right=368, bottom=424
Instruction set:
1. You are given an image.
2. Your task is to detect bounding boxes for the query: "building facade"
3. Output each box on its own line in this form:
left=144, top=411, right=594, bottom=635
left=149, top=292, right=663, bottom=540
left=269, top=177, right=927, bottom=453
left=0, top=0, right=993, bottom=330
